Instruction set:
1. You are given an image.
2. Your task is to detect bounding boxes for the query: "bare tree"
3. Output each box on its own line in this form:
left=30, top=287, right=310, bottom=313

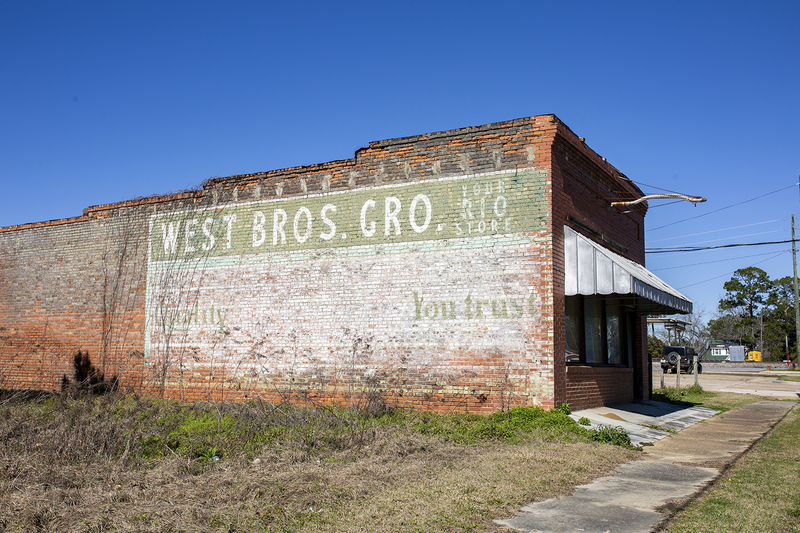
left=682, top=310, right=710, bottom=353
left=653, top=310, right=710, bottom=352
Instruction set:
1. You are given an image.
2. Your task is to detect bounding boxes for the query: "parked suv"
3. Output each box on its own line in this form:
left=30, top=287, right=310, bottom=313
left=661, top=346, right=703, bottom=374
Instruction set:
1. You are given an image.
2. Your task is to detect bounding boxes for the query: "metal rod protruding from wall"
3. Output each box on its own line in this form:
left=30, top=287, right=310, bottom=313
left=610, top=194, right=707, bottom=207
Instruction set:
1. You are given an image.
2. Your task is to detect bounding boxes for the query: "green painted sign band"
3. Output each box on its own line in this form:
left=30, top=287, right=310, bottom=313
left=149, top=168, right=547, bottom=262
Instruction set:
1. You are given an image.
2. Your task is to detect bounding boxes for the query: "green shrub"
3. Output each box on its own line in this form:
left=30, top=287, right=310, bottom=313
left=555, top=403, right=571, bottom=415
left=656, top=384, right=705, bottom=404
left=590, top=425, right=633, bottom=448
left=684, top=384, right=704, bottom=395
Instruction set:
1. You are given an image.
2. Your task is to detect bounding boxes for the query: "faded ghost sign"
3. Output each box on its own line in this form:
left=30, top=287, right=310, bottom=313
left=143, top=168, right=550, bottom=398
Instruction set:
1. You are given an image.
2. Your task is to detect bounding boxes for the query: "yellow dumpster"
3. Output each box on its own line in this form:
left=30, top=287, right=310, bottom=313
left=746, top=351, right=762, bottom=362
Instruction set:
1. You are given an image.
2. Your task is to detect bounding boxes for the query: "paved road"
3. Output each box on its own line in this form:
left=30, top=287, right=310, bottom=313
left=653, top=368, right=800, bottom=399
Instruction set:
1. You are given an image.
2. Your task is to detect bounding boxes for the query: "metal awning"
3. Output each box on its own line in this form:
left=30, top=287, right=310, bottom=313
left=564, top=225, right=692, bottom=315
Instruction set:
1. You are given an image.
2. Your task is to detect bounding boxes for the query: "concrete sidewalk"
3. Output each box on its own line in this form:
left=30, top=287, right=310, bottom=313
left=496, top=400, right=796, bottom=533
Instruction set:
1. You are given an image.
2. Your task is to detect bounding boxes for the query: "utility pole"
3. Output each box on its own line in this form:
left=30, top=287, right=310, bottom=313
left=793, top=214, right=799, bottom=367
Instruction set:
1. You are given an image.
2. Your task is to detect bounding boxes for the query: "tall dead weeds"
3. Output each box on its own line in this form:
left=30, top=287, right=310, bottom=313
left=0, top=390, right=638, bottom=532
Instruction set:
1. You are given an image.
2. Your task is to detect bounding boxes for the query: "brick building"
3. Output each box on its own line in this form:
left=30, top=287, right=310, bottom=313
left=0, top=115, right=690, bottom=411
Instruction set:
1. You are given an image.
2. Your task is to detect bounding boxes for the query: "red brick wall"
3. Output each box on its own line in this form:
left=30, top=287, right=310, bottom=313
left=0, top=117, right=560, bottom=411
left=564, top=365, right=635, bottom=411
left=0, top=215, right=142, bottom=390
left=0, top=197, right=201, bottom=392
left=548, top=120, right=650, bottom=409
left=0, top=115, right=650, bottom=412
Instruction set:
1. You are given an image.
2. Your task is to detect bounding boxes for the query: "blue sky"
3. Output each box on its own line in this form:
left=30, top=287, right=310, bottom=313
left=1, top=1, right=798, bottom=319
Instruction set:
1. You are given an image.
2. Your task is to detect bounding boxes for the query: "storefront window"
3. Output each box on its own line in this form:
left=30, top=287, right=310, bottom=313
left=565, top=297, right=582, bottom=362
left=565, top=295, right=632, bottom=366
left=606, top=303, right=623, bottom=365
left=584, top=298, right=604, bottom=364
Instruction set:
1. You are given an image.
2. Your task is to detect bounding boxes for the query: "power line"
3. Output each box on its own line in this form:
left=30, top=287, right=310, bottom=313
left=647, top=182, right=799, bottom=232
left=630, top=180, right=684, bottom=195
left=647, top=218, right=785, bottom=243
left=647, top=200, right=684, bottom=209
left=676, top=250, right=791, bottom=290
left=646, top=239, right=799, bottom=254
left=650, top=250, right=788, bottom=272
left=675, top=229, right=787, bottom=248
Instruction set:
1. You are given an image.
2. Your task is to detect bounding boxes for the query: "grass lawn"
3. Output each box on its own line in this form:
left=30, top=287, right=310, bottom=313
left=3, top=385, right=795, bottom=532
left=652, top=384, right=768, bottom=412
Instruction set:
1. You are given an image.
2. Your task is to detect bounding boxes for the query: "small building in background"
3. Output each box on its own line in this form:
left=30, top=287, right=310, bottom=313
left=705, top=340, right=751, bottom=361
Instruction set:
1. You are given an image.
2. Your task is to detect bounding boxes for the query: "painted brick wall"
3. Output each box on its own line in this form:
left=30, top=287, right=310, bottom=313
left=0, top=115, right=650, bottom=412
left=143, top=122, right=557, bottom=410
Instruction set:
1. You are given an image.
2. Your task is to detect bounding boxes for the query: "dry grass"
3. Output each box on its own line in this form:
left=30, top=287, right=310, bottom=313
left=0, top=390, right=638, bottom=532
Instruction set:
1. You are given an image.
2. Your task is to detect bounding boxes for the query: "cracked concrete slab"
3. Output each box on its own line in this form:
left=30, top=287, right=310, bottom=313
left=497, top=462, right=717, bottom=533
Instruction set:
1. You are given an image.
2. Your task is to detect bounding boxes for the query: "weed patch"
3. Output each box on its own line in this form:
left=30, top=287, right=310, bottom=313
left=0, top=390, right=640, bottom=532
left=379, top=405, right=633, bottom=448
left=590, top=425, right=632, bottom=447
